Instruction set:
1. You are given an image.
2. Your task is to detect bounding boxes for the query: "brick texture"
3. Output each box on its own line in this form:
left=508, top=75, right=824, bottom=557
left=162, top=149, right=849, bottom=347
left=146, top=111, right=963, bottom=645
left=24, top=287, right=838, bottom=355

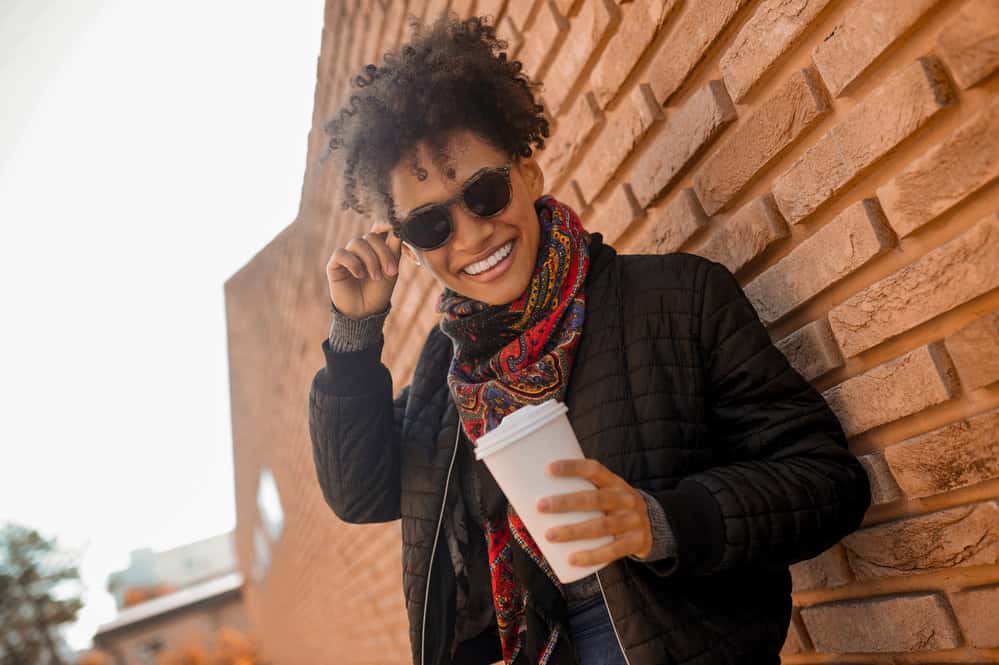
left=936, top=0, right=999, bottom=90
left=883, top=407, right=999, bottom=499
left=877, top=97, right=999, bottom=238
left=812, top=0, right=943, bottom=97
left=693, top=67, right=829, bottom=215
left=720, top=0, right=835, bottom=102
left=822, top=343, right=958, bottom=437
left=630, top=80, right=735, bottom=208
left=841, top=502, right=999, bottom=580
left=950, top=585, right=999, bottom=648
left=772, top=57, right=953, bottom=224
left=828, top=213, right=999, bottom=358
left=697, top=194, right=787, bottom=275
left=227, top=2, right=999, bottom=663
left=800, top=594, right=961, bottom=652
left=745, top=198, right=894, bottom=325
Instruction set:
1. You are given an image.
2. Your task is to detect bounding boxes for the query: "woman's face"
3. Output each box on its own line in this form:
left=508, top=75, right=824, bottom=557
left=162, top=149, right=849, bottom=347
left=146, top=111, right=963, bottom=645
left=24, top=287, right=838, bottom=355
left=390, top=129, right=544, bottom=305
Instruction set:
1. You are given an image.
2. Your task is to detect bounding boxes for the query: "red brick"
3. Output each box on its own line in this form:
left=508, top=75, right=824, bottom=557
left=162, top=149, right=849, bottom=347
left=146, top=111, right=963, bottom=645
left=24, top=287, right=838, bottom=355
left=630, top=80, right=736, bottom=208
left=720, top=0, right=835, bottom=102
left=883, top=407, right=999, bottom=499
left=812, top=0, right=944, bottom=97
left=597, top=183, right=642, bottom=245
left=745, top=199, right=893, bottom=325
left=496, top=15, right=524, bottom=59
left=936, top=0, right=999, bottom=90
left=877, top=97, right=999, bottom=238
left=858, top=452, right=903, bottom=505
left=694, top=68, right=830, bottom=215
left=575, top=83, right=662, bottom=204
left=697, top=195, right=787, bottom=275
left=449, top=0, right=476, bottom=18
left=800, top=594, right=961, bottom=652
left=632, top=189, right=708, bottom=254
left=538, top=92, right=602, bottom=185
left=822, top=343, right=958, bottom=437
left=505, top=0, right=540, bottom=31
left=589, top=0, right=679, bottom=108
left=842, top=502, right=999, bottom=580
left=772, top=57, right=953, bottom=224
left=554, top=0, right=580, bottom=16
left=646, top=0, right=752, bottom=105
left=517, top=0, right=569, bottom=77
left=779, top=616, right=807, bottom=656
left=950, top=584, right=999, bottom=648
left=774, top=318, right=845, bottom=382
left=790, top=544, right=853, bottom=591
left=945, top=310, right=999, bottom=391
left=828, top=213, right=999, bottom=358
left=423, top=0, right=448, bottom=23
left=476, top=0, right=508, bottom=24
left=543, top=0, right=619, bottom=115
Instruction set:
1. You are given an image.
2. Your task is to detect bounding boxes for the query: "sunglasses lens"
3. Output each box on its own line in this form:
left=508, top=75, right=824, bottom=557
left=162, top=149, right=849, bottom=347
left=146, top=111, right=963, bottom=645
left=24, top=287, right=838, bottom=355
left=405, top=208, right=451, bottom=249
left=464, top=170, right=510, bottom=217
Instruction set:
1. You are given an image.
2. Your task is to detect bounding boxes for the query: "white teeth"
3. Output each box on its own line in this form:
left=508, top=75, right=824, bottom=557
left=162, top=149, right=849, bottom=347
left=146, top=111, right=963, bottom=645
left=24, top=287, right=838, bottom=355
left=463, top=240, right=513, bottom=275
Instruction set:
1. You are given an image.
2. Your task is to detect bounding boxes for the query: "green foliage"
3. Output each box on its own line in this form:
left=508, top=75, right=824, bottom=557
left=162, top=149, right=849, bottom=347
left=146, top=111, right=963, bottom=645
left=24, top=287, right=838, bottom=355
left=0, top=522, right=84, bottom=665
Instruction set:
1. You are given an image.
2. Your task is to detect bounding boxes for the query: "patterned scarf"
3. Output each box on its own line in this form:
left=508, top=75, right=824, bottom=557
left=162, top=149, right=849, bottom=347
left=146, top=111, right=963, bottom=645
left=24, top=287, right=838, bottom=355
left=435, top=193, right=590, bottom=665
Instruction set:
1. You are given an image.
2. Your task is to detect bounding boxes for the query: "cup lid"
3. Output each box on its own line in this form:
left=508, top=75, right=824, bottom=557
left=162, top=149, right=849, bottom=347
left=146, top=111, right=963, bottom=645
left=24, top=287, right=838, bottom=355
left=474, top=399, right=568, bottom=461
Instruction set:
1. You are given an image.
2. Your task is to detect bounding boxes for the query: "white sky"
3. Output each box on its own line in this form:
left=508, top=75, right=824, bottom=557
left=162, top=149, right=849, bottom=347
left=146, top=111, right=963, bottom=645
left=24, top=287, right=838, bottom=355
left=0, top=0, right=323, bottom=651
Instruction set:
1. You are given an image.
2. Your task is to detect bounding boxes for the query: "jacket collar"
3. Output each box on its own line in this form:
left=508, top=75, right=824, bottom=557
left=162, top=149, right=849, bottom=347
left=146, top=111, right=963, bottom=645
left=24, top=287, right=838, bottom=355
left=585, top=231, right=615, bottom=283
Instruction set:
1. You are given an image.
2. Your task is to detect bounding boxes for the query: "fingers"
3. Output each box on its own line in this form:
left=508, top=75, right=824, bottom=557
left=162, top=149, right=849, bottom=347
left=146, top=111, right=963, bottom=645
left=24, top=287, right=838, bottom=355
left=546, top=458, right=624, bottom=488
left=565, top=529, right=646, bottom=567
left=344, top=235, right=394, bottom=280
left=370, top=220, right=403, bottom=260
left=328, top=248, right=368, bottom=281
left=544, top=510, right=641, bottom=544
left=536, top=486, right=641, bottom=514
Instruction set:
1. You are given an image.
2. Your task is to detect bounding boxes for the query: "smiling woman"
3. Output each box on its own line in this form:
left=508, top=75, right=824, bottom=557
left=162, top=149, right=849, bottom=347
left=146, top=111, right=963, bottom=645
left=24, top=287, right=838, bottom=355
left=310, top=9, right=871, bottom=665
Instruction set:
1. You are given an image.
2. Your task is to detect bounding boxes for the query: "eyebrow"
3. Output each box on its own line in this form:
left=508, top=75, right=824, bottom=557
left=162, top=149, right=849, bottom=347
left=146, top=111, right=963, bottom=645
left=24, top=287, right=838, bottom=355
left=399, top=163, right=503, bottom=221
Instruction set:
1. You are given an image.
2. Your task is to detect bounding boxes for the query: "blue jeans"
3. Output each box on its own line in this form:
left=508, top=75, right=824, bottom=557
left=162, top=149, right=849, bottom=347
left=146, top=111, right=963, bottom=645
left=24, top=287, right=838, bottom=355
left=566, top=596, right=629, bottom=665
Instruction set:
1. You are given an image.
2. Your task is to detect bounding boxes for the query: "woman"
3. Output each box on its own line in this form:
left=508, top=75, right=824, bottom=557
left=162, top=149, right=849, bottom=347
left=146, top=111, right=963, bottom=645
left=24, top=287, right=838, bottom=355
left=309, top=12, right=871, bottom=665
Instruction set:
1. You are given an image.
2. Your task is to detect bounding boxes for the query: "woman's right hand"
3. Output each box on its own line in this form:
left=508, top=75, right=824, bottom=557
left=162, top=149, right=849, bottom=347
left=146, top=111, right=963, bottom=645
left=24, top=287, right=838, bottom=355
left=326, top=220, right=404, bottom=319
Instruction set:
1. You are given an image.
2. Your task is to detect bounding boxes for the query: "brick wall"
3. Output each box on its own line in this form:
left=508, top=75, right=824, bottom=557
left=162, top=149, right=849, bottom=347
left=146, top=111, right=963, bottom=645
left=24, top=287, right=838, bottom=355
left=224, top=0, right=999, bottom=663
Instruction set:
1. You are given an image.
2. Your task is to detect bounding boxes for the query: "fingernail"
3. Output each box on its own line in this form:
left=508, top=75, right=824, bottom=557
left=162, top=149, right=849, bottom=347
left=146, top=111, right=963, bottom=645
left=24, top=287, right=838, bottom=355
left=538, top=498, right=550, bottom=511
left=387, top=263, right=397, bottom=275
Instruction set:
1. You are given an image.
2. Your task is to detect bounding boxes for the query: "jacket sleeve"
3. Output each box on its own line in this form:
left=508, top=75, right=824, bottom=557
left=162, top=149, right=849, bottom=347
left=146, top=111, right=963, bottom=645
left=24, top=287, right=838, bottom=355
left=308, top=332, right=410, bottom=524
left=646, top=258, right=872, bottom=577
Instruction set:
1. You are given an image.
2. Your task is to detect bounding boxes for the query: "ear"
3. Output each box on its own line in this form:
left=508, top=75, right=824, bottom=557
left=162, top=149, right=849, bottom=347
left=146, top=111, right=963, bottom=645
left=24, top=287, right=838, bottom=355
left=516, top=156, right=545, bottom=200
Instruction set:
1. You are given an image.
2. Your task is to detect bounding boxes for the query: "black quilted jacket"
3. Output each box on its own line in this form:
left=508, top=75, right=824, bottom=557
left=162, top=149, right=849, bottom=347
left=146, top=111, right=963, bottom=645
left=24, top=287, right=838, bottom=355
left=308, top=232, right=872, bottom=665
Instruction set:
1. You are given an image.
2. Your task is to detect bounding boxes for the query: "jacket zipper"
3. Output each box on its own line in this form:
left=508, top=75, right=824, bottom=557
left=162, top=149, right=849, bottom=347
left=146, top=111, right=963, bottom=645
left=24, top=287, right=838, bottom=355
left=596, top=570, right=634, bottom=665
left=420, top=425, right=461, bottom=665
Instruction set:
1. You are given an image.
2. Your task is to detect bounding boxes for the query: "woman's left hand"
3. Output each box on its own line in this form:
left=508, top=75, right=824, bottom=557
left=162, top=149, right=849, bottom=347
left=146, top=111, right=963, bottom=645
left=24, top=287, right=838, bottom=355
left=536, top=458, right=653, bottom=566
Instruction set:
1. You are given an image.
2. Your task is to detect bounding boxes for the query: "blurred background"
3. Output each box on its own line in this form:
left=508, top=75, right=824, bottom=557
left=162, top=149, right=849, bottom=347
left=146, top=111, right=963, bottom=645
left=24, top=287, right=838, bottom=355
left=1, top=0, right=321, bottom=661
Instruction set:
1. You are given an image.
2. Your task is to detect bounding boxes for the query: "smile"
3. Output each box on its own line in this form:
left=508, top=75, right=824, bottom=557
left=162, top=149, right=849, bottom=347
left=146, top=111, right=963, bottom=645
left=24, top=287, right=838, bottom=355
left=461, top=239, right=516, bottom=282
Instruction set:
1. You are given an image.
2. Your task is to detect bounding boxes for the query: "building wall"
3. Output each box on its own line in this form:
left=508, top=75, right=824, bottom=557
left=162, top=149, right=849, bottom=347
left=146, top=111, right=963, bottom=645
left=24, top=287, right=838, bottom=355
left=94, top=595, right=250, bottom=665
left=225, top=0, right=999, bottom=663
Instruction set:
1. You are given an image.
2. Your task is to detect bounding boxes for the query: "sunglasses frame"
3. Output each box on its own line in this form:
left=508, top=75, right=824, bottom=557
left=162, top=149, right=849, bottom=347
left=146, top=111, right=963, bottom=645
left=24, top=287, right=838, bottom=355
left=392, top=159, right=514, bottom=251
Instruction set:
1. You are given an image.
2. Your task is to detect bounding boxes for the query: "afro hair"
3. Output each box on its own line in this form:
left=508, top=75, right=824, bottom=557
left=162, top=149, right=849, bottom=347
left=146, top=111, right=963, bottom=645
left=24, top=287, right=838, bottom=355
left=323, top=10, right=551, bottom=231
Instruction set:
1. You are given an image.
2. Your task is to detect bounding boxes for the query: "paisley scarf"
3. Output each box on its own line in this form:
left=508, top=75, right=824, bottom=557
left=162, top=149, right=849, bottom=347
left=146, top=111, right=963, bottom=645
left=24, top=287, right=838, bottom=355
left=435, top=193, right=591, bottom=665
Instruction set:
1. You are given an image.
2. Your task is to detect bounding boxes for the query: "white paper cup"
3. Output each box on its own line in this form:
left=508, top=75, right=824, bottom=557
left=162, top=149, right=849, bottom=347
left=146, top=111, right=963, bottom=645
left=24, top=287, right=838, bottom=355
left=474, top=399, right=614, bottom=584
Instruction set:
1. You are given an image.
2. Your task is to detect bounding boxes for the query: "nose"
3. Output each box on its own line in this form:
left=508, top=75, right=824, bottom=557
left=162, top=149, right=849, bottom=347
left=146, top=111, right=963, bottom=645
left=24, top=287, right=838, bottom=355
left=449, top=202, right=496, bottom=255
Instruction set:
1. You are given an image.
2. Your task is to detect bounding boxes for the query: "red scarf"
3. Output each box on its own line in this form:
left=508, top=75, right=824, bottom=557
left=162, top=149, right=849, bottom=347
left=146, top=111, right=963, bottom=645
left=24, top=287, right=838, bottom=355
left=436, top=194, right=590, bottom=665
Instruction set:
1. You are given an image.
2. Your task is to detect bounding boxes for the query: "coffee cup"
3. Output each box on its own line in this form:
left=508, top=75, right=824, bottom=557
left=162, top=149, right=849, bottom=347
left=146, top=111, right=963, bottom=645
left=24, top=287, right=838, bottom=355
left=474, top=399, right=614, bottom=584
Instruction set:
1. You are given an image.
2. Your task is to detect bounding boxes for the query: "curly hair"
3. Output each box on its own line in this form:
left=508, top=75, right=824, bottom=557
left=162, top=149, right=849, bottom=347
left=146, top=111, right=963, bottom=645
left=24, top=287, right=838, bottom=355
left=323, top=10, right=550, bottom=231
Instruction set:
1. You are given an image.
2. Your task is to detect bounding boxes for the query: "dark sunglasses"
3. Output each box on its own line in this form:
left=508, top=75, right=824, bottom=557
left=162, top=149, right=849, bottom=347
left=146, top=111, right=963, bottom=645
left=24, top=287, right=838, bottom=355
left=392, top=160, right=514, bottom=251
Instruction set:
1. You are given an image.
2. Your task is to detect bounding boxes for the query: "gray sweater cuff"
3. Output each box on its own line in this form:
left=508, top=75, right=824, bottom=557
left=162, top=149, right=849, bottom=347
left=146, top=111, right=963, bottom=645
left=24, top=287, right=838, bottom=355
left=628, top=488, right=678, bottom=564
left=328, top=300, right=391, bottom=353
